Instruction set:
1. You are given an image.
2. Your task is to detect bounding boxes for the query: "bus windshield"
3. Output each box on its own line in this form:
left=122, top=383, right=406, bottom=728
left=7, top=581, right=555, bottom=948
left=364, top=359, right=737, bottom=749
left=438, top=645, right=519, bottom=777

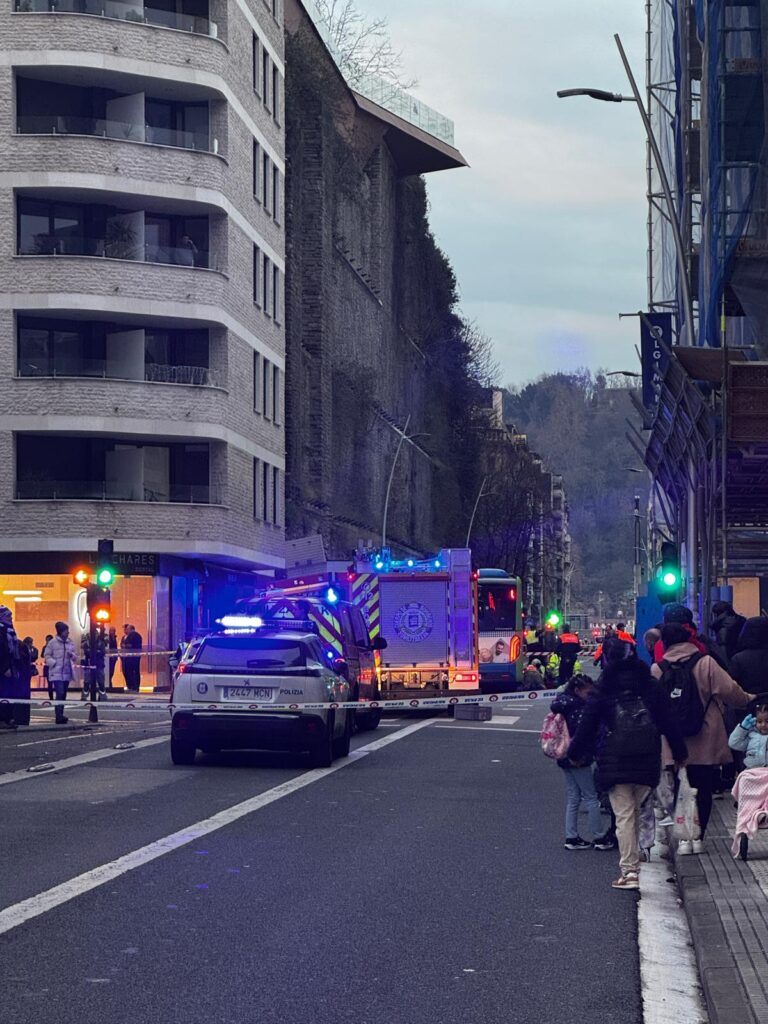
left=478, top=582, right=518, bottom=631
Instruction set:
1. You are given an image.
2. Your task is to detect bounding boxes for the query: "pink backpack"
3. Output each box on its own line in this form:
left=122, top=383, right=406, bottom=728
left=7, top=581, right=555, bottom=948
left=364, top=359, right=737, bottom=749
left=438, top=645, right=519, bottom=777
left=540, top=711, right=571, bottom=760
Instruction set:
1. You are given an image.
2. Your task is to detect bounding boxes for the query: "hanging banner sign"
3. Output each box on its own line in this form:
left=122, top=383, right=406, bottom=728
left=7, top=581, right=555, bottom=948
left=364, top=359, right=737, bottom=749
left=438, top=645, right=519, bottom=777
left=641, top=312, right=672, bottom=408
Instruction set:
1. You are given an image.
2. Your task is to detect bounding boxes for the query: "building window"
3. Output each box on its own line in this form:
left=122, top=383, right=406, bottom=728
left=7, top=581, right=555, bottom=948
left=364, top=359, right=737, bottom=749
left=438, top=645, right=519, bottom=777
left=252, top=36, right=261, bottom=97
left=262, top=358, right=271, bottom=419
left=272, top=66, right=280, bottom=125
left=262, top=460, right=270, bottom=521
left=272, top=166, right=280, bottom=223
left=262, top=153, right=271, bottom=212
left=273, top=265, right=281, bottom=324
left=253, top=458, right=262, bottom=518
left=253, top=245, right=261, bottom=306
left=262, top=51, right=271, bottom=111
left=263, top=256, right=271, bottom=317
left=272, top=366, right=281, bottom=425
left=253, top=351, right=262, bottom=412
left=272, top=466, right=279, bottom=525
left=253, top=140, right=261, bottom=199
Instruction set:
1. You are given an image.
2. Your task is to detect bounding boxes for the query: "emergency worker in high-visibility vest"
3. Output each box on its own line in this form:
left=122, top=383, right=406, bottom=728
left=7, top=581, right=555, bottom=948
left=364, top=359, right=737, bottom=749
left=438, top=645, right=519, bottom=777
left=556, top=624, right=582, bottom=683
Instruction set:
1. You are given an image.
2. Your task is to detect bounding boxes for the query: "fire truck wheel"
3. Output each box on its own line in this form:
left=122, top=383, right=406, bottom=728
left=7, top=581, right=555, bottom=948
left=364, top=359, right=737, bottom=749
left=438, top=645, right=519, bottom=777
left=355, top=708, right=381, bottom=732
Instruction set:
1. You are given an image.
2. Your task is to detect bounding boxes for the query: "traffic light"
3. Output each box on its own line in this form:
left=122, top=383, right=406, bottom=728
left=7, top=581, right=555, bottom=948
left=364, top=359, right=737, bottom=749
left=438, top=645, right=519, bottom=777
left=73, top=566, right=90, bottom=587
left=86, top=585, right=111, bottom=624
left=546, top=610, right=562, bottom=629
left=96, top=538, right=115, bottom=587
left=658, top=541, right=681, bottom=602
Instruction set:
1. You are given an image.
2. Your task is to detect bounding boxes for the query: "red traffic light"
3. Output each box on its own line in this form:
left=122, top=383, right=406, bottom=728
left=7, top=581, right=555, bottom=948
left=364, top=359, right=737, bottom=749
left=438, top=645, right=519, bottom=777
left=73, top=567, right=90, bottom=587
left=86, top=584, right=111, bottom=624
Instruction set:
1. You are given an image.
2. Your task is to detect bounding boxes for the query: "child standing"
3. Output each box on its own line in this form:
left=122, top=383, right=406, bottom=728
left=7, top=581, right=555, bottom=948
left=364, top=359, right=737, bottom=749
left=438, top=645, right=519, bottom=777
left=729, top=705, right=768, bottom=768
left=551, top=674, right=612, bottom=850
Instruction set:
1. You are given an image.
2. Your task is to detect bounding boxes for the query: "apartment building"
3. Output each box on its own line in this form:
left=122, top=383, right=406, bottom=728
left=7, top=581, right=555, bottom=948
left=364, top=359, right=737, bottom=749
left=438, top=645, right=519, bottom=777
left=0, top=0, right=286, bottom=685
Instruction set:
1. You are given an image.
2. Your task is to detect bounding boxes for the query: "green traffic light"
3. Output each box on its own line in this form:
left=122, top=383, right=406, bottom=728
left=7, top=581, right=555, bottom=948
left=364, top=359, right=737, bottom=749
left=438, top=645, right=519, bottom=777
left=547, top=611, right=561, bottom=627
left=96, top=567, right=115, bottom=586
left=661, top=570, right=679, bottom=588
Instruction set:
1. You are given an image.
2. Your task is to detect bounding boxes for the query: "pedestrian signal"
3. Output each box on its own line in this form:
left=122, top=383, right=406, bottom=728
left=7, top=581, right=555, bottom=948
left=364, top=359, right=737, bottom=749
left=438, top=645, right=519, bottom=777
left=73, top=567, right=90, bottom=587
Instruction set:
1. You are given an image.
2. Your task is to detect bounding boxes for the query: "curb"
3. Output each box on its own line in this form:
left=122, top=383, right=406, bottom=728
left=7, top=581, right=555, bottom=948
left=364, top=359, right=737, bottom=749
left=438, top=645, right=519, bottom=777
left=674, top=848, right=758, bottom=1024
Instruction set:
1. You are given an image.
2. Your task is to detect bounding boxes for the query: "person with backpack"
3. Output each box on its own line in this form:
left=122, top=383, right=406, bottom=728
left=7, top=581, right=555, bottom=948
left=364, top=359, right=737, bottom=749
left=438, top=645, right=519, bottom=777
left=550, top=674, right=612, bottom=850
left=709, top=600, right=746, bottom=668
left=568, top=637, right=687, bottom=890
left=651, top=621, right=751, bottom=853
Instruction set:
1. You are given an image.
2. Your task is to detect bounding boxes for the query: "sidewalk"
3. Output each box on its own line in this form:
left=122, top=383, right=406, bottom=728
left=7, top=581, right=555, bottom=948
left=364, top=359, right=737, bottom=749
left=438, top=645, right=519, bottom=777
left=675, top=797, right=768, bottom=1024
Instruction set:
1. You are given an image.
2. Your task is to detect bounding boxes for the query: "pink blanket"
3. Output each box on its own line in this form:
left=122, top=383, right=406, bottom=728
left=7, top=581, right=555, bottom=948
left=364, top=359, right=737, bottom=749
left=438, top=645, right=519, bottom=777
left=731, top=768, right=768, bottom=857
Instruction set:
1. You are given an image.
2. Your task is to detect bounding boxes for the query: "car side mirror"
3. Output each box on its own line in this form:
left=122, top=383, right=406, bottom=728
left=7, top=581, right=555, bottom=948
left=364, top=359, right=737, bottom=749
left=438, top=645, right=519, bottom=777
left=370, top=636, right=388, bottom=651
left=333, top=657, right=349, bottom=677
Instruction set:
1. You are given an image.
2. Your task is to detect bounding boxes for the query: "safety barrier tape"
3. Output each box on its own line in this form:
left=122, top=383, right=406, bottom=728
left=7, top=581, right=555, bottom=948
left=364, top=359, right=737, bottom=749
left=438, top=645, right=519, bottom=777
left=1, top=690, right=558, bottom=713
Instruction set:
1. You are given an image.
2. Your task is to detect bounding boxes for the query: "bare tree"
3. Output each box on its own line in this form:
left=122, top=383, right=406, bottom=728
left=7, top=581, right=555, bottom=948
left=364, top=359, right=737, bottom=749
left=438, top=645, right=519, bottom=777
left=311, top=0, right=417, bottom=89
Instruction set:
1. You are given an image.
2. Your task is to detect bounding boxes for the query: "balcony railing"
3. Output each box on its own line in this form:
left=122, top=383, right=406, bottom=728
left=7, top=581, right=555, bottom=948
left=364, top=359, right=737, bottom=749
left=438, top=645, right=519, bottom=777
left=17, top=115, right=212, bottom=153
left=19, top=236, right=216, bottom=271
left=16, top=480, right=222, bottom=503
left=14, top=0, right=217, bottom=38
left=18, top=360, right=219, bottom=387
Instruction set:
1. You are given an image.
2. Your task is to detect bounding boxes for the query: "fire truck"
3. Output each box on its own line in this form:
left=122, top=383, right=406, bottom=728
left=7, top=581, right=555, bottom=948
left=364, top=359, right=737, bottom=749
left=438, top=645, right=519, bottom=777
left=247, top=548, right=480, bottom=701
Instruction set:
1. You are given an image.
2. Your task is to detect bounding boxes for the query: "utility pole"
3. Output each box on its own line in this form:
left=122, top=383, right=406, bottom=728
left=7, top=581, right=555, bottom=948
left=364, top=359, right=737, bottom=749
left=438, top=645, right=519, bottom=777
left=633, top=494, right=641, bottom=600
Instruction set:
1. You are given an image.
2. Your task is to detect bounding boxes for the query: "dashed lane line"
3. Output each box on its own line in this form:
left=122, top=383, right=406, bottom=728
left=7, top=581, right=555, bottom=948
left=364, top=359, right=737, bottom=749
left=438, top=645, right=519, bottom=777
left=0, top=736, right=168, bottom=786
left=0, top=718, right=435, bottom=936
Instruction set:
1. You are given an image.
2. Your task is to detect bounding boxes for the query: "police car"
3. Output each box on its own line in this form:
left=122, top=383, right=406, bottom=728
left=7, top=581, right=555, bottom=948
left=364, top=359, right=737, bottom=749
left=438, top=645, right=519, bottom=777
left=169, top=617, right=352, bottom=767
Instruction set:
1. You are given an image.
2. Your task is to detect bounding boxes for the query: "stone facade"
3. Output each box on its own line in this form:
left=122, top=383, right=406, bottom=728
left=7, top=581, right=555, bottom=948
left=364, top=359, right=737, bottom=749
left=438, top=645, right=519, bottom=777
left=284, top=2, right=472, bottom=559
left=0, top=0, right=286, bottom=570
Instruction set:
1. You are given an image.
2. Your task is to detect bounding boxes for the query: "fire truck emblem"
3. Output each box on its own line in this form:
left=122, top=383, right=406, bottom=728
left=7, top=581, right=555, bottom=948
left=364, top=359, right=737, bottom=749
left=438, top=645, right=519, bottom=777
left=393, top=602, right=434, bottom=643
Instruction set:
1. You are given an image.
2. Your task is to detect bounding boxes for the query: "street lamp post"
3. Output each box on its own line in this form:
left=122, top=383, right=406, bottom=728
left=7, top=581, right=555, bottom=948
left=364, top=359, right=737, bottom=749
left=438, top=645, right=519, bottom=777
left=381, top=413, right=411, bottom=552
left=557, top=33, right=694, bottom=344
left=465, top=475, right=491, bottom=549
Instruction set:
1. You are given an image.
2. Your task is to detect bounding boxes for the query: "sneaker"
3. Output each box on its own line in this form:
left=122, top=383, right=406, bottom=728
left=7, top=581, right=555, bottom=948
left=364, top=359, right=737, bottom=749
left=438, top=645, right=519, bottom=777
left=657, top=816, right=674, bottom=828
left=677, top=840, right=693, bottom=856
left=97, top=691, right=108, bottom=701
left=692, top=839, right=704, bottom=855
left=564, top=837, right=591, bottom=850
left=612, top=872, right=640, bottom=890
left=593, top=834, right=617, bottom=851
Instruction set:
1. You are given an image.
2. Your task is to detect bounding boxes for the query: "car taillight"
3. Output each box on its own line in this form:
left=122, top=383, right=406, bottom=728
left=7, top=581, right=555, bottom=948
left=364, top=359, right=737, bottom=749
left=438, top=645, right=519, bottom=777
left=455, top=672, right=478, bottom=684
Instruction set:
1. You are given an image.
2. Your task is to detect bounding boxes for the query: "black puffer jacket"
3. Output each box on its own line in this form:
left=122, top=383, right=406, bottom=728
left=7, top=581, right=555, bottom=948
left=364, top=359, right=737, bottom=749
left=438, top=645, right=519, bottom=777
left=567, top=657, right=687, bottom=791
left=729, top=617, right=768, bottom=698
left=551, top=684, right=591, bottom=766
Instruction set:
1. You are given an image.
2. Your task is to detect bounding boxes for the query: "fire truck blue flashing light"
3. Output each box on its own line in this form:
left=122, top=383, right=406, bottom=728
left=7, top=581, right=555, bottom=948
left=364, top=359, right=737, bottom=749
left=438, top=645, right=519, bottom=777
left=325, top=586, right=339, bottom=605
left=434, top=559, right=441, bottom=568
left=218, top=614, right=263, bottom=629
left=407, top=559, right=414, bottom=567
left=375, top=560, right=384, bottom=570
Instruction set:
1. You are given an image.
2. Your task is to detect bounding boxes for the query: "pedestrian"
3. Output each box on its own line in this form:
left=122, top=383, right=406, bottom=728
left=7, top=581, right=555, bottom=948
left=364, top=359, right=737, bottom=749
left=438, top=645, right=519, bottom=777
left=615, top=622, right=636, bottom=646
left=729, top=617, right=768, bottom=698
left=709, top=600, right=746, bottom=668
left=107, top=626, right=118, bottom=687
left=568, top=636, right=687, bottom=890
left=729, top=704, right=768, bottom=769
left=551, top=673, right=612, bottom=850
left=651, top=621, right=751, bottom=853
left=179, top=234, right=198, bottom=266
left=44, top=621, right=77, bottom=725
left=121, top=623, right=142, bottom=692
left=555, top=624, right=582, bottom=683
left=42, top=633, right=53, bottom=700
left=0, top=605, right=22, bottom=729
left=523, top=658, right=545, bottom=690
left=643, top=628, right=661, bottom=659
left=650, top=604, right=708, bottom=665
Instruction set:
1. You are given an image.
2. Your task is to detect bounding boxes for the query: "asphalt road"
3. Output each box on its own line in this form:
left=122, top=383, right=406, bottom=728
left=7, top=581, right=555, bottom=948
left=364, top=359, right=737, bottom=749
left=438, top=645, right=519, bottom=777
left=0, top=705, right=642, bottom=1024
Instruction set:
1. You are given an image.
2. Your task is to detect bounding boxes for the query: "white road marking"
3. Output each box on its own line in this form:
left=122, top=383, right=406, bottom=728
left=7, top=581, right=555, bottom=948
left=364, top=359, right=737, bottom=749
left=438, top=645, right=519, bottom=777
left=638, top=854, right=707, bottom=1023
left=0, top=718, right=434, bottom=935
left=0, top=736, right=168, bottom=786
left=435, top=725, right=538, bottom=733
left=15, top=722, right=170, bottom=748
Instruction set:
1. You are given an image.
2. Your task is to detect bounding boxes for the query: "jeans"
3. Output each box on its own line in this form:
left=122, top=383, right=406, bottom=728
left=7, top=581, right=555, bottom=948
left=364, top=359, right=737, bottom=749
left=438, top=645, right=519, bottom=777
left=51, top=678, right=70, bottom=721
left=609, top=783, right=652, bottom=874
left=562, top=765, right=606, bottom=839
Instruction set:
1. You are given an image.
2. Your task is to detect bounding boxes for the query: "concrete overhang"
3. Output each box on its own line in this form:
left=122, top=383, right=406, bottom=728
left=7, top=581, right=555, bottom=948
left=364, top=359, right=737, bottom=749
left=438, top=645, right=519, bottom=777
left=352, top=90, right=468, bottom=174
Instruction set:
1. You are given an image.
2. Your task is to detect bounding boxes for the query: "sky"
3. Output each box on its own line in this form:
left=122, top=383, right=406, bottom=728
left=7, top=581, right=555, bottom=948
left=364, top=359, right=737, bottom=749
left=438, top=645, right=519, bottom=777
left=354, top=0, right=649, bottom=386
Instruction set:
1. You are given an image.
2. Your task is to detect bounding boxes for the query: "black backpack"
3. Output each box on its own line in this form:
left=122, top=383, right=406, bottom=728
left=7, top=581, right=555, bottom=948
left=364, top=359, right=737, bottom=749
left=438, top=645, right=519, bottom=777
left=603, top=689, right=660, bottom=760
left=659, top=652, right=708, bottom=736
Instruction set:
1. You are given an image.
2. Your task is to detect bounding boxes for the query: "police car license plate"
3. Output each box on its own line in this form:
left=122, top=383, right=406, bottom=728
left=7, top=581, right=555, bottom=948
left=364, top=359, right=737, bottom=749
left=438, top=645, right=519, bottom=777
left=223, top=686, right=274, bottom=700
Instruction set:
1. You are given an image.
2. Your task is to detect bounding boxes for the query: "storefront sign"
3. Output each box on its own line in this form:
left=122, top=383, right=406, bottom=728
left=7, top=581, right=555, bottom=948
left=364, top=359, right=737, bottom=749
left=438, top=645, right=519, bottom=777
left=87, top=552, right=160, bottom=575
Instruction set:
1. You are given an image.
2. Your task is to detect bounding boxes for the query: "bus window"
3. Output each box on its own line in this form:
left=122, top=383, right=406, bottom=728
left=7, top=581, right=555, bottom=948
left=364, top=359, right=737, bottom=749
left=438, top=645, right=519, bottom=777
left=477, top=583, right=518, bottom=631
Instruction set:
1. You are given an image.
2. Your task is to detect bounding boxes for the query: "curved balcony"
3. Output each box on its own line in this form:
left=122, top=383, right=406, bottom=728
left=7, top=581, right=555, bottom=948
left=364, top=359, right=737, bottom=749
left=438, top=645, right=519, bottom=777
left=13, top=0, right=219, bottom=40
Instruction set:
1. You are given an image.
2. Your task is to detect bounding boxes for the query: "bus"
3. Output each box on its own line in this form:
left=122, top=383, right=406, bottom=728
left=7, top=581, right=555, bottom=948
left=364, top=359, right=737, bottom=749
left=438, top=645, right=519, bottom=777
left=476, top=568, right=524, bottom=693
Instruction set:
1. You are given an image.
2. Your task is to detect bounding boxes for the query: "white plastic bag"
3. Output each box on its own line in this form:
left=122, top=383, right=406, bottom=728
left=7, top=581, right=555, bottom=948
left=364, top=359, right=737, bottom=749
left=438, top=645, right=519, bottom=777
left=673, top=767, right=701, bottom=842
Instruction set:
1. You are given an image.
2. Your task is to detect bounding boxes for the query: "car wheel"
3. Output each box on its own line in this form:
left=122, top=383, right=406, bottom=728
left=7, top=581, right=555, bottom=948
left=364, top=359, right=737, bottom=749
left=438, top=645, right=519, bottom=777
left=309, top=712, right=335, bottom=768
left=171, top=735, right=197, bottom=766
left=355, top=707, right=382, bottom=732
left=332, top=710, right=352, bottom=758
